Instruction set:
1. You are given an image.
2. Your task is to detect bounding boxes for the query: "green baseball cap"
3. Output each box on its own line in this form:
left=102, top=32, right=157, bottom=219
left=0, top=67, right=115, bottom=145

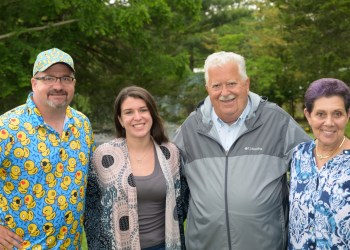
left=33, top=48, right=75, bottom=76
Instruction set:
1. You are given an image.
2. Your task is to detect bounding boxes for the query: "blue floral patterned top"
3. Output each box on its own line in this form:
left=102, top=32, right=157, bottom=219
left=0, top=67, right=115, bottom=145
left=288, top=140, right=350, bottom=249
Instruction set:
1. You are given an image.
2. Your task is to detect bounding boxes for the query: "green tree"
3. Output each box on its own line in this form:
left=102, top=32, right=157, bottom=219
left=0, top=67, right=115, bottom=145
left=173, top=0, right=254, bottom=121
left=0, top=0, right=201, bottom=128
left=244, top=1, right=293, bottom=110
left=272, top=0, right=350, bottom=90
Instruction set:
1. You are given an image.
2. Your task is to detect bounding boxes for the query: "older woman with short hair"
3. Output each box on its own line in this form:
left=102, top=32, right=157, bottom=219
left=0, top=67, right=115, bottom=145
left=288, top=78, right=350, bottom=249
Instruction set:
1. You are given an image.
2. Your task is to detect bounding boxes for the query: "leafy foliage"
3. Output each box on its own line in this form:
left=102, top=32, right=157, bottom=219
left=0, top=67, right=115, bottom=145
left=271, top=0, right=350, bottom=96
left=0, top=0, right=201, bottom=129
left=1, top=0, right=350, bottom=127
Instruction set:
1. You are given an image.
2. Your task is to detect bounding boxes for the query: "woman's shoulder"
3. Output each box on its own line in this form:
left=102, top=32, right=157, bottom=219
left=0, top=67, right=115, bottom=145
left=94, top=138, right=126, bottom=154
left=92, top=138, right=127, bottom=169
left=293, top=140, right=314, bottom=155
left=298, top=140, right=314, bottom=149
left=160, top=141, right=179, bottom=153
left=157, top=141, right=180, bottom=160
left=160, top=141, right=177, bottom=149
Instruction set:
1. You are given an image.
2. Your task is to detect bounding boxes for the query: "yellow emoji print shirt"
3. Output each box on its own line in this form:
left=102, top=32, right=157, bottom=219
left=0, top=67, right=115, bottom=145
left=0, top=93, right=95, bottom=249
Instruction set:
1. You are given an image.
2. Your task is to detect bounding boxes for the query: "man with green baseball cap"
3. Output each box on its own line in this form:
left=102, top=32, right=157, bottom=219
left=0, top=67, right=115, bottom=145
left=0, top=48, right=95, bottom=249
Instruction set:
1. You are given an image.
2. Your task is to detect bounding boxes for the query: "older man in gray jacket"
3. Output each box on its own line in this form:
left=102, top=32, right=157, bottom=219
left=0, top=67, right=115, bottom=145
left=173, top=51, right=310, bottom=250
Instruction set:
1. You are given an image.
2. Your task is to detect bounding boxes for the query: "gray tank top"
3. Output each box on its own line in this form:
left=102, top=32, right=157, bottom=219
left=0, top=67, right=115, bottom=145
left=134, top=149, right=166, bottom=249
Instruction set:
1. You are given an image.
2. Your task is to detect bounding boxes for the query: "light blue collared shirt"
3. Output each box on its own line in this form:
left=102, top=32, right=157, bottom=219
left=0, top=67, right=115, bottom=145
left=212, top=97, right=251, bottom=151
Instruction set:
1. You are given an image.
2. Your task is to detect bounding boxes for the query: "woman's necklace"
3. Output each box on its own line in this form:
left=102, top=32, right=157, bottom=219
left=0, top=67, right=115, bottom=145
left=315, top=136, right=346, bottom=159
left=134, top=149, right=150, bottom=163
left=129, top=143, right=152, bottom=166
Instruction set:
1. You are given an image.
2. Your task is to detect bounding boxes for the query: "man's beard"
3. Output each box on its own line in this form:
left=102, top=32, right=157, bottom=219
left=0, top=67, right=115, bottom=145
left=47, top=90, right=70, bottom=109
left=47, top=99, right=68, bottom=109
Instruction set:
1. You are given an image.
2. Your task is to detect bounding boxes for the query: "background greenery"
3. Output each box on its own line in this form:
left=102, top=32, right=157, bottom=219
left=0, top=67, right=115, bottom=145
left=82, top=231, right=87, bottom=250
left=1, top=0, right=350, bottom=131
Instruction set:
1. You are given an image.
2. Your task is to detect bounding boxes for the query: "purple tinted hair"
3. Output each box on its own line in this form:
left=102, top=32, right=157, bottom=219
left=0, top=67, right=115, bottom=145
left=304, top=78, right=350, bottom=112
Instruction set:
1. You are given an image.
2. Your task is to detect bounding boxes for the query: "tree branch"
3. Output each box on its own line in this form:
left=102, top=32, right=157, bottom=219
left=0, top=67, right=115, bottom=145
left=0, top=19, right=79, bottom=40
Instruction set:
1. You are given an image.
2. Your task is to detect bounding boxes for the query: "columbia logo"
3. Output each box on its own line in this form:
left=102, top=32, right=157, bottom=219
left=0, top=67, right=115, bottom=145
left=244, top=147, right=263, bottom=151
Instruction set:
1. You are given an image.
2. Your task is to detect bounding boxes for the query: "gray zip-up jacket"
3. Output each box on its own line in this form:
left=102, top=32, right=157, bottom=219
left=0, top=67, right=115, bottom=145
left=173, top=92, right=310, bottom=250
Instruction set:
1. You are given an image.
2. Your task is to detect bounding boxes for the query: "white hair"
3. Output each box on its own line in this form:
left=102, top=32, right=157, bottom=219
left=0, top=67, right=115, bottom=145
left=204, top=51, right=248, bottom=85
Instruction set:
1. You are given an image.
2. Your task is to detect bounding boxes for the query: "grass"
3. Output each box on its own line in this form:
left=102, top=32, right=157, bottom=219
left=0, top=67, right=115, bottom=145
left=82, top=230, right=88, bottom=250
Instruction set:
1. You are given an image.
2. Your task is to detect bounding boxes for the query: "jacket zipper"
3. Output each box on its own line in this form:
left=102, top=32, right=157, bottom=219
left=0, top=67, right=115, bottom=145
left=224, top=151, right=232, bottom=250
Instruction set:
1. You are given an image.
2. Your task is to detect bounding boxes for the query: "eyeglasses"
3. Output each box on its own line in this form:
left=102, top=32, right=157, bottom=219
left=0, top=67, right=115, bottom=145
left=34, top=76, right=75, bottom=85
left=210, top=81, right=237, bottom=91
